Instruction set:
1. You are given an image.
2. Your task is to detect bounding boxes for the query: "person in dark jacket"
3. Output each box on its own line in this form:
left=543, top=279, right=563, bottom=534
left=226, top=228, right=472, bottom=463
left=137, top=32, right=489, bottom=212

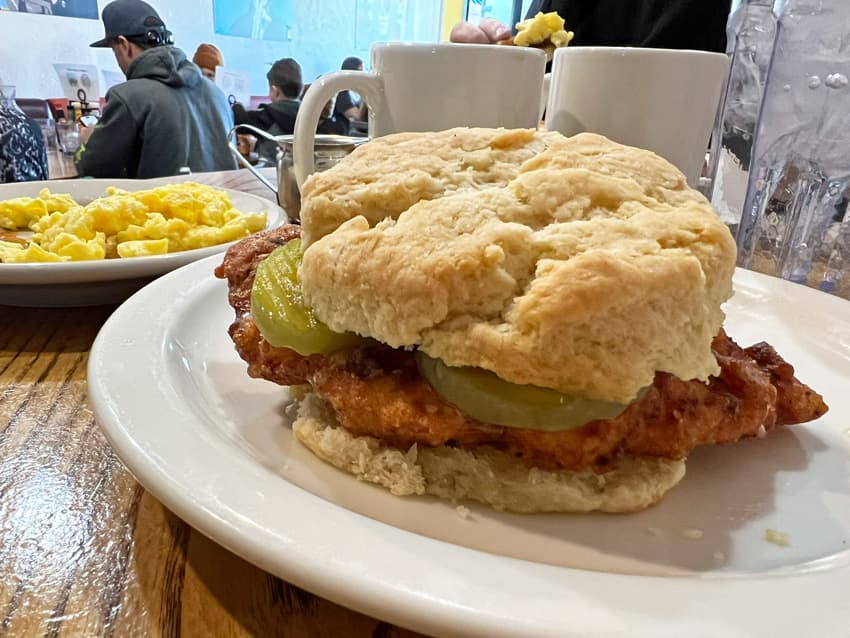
left=451, top=0, right=731, bottom=53
left=231, top=58, right=303, bottom=161
left=333, top=56, right=366, bottom=123
left=75, top=0, right=236, bottom=178
left=302, top=83, right=349, bottom=136
left=232, top=58, right=303, bottom=137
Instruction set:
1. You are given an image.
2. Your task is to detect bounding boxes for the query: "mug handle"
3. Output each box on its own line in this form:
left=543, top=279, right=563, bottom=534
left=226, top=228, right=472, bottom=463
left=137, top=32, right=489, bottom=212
left=293, top=70, right=383, bottom=190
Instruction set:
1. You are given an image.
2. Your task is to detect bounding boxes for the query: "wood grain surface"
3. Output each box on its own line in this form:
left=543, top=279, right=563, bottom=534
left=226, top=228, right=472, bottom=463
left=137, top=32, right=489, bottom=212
left=0, top=170, right=426, bottom=638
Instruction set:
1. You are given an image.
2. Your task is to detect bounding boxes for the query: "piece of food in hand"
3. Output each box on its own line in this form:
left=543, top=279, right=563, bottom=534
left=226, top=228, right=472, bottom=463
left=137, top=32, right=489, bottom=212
left=216, top=127, right=829, bottom=513
left=503, top=11, right=574, bottom=59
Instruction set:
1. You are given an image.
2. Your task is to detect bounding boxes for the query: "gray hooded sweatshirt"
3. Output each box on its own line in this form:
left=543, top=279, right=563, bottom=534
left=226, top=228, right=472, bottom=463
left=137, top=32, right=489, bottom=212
left=75, top=46, right=236, bottom=178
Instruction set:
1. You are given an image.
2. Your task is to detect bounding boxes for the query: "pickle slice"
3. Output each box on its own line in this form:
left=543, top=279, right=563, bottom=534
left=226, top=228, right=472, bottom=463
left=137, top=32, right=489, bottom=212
left=416, top=351, right=635, bottom=431
left=251, top=239, right=362, bottom=355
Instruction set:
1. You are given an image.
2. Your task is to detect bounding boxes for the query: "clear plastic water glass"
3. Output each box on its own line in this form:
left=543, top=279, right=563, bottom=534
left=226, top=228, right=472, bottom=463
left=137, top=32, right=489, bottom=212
left=40, top=121, right=58, bottom=152
left=737, top=0, right=850, bottom=300
left=56, top=120, right=80, bottom=155
left=708, top=0, right=777, bottom=229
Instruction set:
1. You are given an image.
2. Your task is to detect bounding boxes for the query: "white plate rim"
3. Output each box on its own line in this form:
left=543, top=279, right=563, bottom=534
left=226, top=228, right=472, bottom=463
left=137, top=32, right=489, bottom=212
left=0, top=177, right=285, bottom=284
left=87, top=255, right=850, bottom=638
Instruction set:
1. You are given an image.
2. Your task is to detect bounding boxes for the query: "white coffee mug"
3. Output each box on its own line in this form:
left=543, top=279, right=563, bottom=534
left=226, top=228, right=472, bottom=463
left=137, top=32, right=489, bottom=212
left=545, top=47, right=730, bottom=186
left=293, top=42, right=547, bottom=188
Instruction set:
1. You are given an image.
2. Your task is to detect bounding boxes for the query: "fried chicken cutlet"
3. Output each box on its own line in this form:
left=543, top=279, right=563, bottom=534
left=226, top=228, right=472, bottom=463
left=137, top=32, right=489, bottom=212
left=215, top=226, right=828, bottom=473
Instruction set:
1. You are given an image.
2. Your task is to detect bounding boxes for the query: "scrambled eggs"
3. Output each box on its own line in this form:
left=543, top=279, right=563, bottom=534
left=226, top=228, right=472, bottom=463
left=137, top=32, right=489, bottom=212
left=514, top=11, right=574, bottom=50
left=0, top=182, right=267, bottom=263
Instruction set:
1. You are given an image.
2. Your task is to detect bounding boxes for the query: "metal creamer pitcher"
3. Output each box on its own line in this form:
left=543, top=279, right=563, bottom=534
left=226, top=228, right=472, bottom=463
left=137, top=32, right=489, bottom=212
left=228, top=124, right=364, bottom=222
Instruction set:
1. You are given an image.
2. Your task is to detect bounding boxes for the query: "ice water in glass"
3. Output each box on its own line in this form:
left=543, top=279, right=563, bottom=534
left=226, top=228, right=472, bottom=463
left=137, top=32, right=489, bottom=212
left=737, top=0, right=850, bottom=299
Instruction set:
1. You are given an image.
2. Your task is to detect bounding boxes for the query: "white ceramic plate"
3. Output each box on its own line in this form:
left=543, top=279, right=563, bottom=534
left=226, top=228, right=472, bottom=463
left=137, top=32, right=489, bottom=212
left=0, top=177, right=285, bottom=306
left=88, top=256, right=850, bottom=637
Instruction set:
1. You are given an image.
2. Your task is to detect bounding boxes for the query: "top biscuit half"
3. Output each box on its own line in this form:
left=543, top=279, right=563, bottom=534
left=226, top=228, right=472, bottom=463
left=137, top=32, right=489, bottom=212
left=299, top=128, right=736, bottom=404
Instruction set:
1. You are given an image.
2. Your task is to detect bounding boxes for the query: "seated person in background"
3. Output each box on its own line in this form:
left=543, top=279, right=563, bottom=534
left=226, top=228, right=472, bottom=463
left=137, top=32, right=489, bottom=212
left=0, top=100, right=48, bottom=183
left=302, top=83, right=349, bottom=136
left=232, top=58, right=302, bottom=135
left=450, top=0, right=730, bottom=53
left=333, top=56, right=366, bottom=124
left=232, top=58, right=302, bottom=162
left=193, top=43, right=224, bottom=81
left=76, top=0, right=236, bottom=178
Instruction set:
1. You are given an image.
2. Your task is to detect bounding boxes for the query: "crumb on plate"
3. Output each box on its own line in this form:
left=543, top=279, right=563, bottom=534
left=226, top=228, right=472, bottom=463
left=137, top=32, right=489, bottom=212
left=765, top=528, right=790, bottom=547
left=680, top=528, right=704, bottom=540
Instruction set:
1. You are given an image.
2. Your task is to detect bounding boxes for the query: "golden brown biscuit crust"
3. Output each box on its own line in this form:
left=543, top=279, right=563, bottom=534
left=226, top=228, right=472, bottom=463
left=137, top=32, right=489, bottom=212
left=300, top=128, right=736, bottom=403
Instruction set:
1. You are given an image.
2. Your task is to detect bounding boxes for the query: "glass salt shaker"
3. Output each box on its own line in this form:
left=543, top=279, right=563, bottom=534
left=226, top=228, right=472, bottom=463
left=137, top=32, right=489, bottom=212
left=737, top=0, right=850, bottom=300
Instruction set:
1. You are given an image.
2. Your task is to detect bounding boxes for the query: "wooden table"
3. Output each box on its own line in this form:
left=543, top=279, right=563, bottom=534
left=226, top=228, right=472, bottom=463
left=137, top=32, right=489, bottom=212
left=0, top=169, right=424, bottom=638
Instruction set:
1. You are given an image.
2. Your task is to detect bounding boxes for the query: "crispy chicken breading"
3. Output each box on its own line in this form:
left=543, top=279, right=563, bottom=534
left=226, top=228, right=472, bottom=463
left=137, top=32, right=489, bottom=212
left=216, top=226, right=828, bottom=472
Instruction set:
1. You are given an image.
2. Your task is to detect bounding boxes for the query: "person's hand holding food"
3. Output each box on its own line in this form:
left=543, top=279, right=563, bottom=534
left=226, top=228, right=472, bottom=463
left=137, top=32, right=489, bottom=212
left=449, top=17, right=512, bottom=44
left=450, top=12, right=574, bottom=61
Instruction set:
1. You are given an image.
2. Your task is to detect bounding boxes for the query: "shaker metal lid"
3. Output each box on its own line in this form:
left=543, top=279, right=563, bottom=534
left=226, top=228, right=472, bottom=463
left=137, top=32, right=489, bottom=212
left=275, top=134, right=367, bottom=150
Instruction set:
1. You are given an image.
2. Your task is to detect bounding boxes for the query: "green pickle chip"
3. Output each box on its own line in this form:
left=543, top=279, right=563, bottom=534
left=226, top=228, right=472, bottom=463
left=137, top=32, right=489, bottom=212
left=416, top=351, right=637, bottom=431
left=251, top=239, right=362, bottom=355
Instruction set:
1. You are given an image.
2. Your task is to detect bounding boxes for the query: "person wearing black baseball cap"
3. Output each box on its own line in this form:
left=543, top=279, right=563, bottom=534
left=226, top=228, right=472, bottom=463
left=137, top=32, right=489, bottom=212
left=76, top=0, right=236, bottom=178
left=88, top=0, right=171, bottom=52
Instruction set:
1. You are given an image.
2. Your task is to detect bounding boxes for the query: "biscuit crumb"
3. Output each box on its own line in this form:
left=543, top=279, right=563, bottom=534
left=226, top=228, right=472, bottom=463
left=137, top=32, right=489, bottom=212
left=483, top=244, right=505, bottom=265
left=646, top=526, right=663, bottom=537
left=765, top=528, right=790, bottom=547
left=680, top=528, right=704, bottom=540
left=455, top=505, right=471, bottom=520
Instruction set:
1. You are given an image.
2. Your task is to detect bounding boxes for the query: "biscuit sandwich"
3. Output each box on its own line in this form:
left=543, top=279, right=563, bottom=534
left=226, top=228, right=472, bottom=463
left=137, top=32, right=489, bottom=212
left=216, top=128, right=828, bottom=513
